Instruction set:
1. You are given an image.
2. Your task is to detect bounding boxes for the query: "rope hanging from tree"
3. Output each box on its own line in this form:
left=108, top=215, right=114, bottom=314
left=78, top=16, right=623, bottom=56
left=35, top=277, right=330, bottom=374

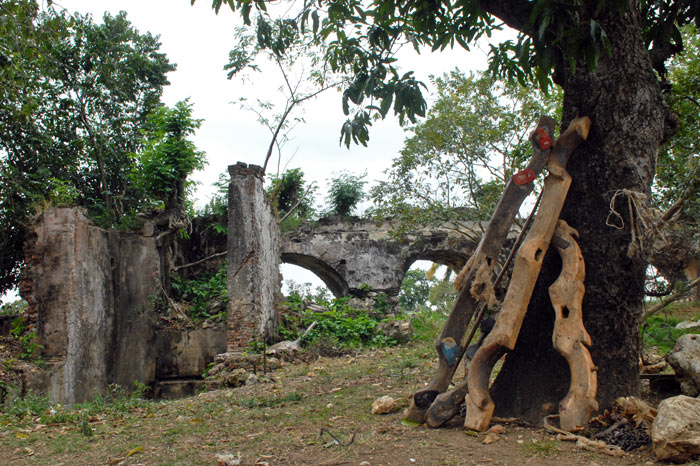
left=605, top=189, right=667, bottom=260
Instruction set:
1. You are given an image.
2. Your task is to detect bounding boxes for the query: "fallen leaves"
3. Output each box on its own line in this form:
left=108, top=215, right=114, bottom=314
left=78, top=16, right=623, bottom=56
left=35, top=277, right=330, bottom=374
left=126, top=445, right=143, bottom=457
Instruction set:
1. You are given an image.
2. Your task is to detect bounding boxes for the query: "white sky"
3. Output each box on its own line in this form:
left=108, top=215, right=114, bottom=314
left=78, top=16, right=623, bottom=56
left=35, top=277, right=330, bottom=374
left=3, top=0, right=505, bottom=298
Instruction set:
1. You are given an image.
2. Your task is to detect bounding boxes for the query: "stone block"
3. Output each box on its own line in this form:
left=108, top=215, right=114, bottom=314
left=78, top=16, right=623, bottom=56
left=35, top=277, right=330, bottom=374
left=667, top=333, right=700, bottom=397
left=652, top=395, right=700, bottom=462
left=156, top=326, right=227, bottom=378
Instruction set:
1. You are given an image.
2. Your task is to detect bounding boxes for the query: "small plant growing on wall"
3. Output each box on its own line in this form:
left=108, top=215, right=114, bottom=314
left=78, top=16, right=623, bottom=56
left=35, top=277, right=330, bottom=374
left=9, top=317, right=42, bottom=363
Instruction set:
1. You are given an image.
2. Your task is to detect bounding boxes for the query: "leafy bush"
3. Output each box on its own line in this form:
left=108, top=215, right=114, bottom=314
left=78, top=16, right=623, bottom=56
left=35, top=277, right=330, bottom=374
left=280, top=293, right=397, bottom=349
left=170, top=263, right=228, bottom=321
left=267, top=168, right=317, bottom=231
left=642, top=314, right=700, bottom=355
left=325, top=171, right=367, bottom=216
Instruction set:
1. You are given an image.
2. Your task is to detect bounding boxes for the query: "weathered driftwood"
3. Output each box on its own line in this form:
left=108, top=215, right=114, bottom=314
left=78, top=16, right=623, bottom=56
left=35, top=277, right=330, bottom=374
left=464, top=117, right=591, bottom=431
left=402, top=116, right=557, bottom=424
left=550, top=220, right=598, bottom=430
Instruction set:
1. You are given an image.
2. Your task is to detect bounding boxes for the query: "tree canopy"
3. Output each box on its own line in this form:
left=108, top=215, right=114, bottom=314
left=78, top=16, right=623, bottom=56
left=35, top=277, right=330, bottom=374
left=0, top=4, right=190, bottom=294
left=371, top=69, right=560, bottom=235
left=195, top=0, right=698, bottom=144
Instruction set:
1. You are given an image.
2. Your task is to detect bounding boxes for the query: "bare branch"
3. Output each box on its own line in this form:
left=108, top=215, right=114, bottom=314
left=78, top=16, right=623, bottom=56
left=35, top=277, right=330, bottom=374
left=642, top=276, right=700, bottom=321
left=173, top=251, right=227, bottom=272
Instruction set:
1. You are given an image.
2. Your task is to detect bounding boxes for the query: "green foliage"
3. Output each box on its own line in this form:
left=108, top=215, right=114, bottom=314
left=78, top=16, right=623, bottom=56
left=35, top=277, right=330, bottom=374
left=371, top=69, right=561, bottom=234
left=285, top=280, right=332, bottom=304
left=325, top=171, right=367, bottom=217
left=170, top=263, right=228, bottom=321
left=642, top=314, right=700, bottom=355
left=655, top=25, right=700, bottom=222
left=398, top=269, right=433, bottom=313
left=409, top=304, right=452, bottom=343
left=0, top=7, right=177, bottom=294
left=130, top=99, right=206, bottom=211
left=281, top=293, right=397, bottom=349
left=267, top=168, right=317, bottom=230
left=0, top=299, right=27, bottom=317
left=194, top=0, right=698, bottom=147
left=197, top=173, right=229, bottom=235
left=427, top=278, right=457, bottom=313
left=9, top=317, right=42, bottom=362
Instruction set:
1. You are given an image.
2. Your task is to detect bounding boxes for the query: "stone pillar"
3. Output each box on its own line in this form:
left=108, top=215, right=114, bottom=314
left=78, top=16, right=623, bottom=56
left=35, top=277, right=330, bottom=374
left=227, top=163, right=281, bottom=350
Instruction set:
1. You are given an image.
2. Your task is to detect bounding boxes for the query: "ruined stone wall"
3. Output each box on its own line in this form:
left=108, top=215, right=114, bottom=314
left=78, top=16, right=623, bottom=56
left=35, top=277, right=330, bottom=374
left=282, top=216, right=480, bottom=297
left=22, top=208, right=160, bottom=404
left=227, top=163, right=281, bottom=350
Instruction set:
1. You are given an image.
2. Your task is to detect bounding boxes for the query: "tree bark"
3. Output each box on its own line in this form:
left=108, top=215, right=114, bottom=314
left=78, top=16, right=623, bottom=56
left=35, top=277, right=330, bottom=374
left=490, top=6, right=677, bottom=422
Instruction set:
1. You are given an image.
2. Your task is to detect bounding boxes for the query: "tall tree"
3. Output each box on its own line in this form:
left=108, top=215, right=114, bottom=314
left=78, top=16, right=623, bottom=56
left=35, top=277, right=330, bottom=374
left=371, top=69, right=560, bottom=237
left=198, top=0, right=697, bottom=419
left=0, top=4, right=176, bottom=294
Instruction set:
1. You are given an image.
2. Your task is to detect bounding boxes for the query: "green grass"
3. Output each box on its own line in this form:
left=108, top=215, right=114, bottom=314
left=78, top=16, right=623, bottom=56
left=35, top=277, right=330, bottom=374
left=642, top=313, right=700, bottom=354
left=523, top=439, right=559, bottom=457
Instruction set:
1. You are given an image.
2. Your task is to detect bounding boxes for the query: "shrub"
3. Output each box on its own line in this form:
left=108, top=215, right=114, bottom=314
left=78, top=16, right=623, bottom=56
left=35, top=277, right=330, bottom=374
left=170, top=262, right=228, bottom=321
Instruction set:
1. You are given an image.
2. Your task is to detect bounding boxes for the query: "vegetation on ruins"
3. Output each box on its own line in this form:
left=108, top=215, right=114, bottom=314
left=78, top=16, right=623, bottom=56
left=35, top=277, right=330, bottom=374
left=170, top=262, right=228, bottom=322
left=267, top=168, right=318, bottom=230
left=0, top=3, right=207, bottom=296
left=324, top=170, right=367, bottom=217
left=130, top=99, right=206, bottom=218
left=196, top=0, right=700, bottom=416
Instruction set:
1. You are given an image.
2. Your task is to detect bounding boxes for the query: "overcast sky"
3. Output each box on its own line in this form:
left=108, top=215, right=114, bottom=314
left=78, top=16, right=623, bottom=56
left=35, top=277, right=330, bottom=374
left=27, top=0, right=500, bottom=294
left=55, top=0, right=498, bottom=204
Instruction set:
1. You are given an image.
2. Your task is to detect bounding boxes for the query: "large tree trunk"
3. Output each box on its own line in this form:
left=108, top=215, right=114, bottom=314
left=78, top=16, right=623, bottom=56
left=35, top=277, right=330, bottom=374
left=490, top=7, right=677, bottom=422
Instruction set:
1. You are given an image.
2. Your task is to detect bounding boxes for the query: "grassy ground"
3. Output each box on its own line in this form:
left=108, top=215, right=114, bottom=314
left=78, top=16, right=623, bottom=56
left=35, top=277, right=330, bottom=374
left=0, top=342, right=656, bottom=465
left=1, top=303, right=699, bottom=465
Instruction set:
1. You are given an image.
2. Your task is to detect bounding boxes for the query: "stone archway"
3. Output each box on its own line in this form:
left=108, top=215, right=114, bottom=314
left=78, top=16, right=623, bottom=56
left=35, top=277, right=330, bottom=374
left=281, top=216, right=483, bottom=298
left=281, top=252, right=350, bottom=297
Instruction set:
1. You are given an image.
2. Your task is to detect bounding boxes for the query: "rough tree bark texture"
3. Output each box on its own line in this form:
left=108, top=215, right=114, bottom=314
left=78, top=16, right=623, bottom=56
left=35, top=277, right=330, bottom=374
left=490, top=6, right=677, bottom=422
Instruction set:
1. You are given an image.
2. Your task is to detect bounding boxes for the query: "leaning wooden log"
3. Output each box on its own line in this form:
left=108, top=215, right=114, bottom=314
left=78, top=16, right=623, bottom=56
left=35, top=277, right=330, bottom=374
left=464, top=116, right=592, bottom=432
left=425, top=379, right=469, bottom=427
left=549, top=220, right=598, bottom=431
left=402, top=116, right=557, bottom=424
left=424, top=317, right=496, bottom=427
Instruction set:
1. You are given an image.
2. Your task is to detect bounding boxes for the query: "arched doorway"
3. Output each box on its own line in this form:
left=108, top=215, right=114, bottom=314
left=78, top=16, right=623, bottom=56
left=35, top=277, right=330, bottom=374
left=281, top=253, right=350, bottom=297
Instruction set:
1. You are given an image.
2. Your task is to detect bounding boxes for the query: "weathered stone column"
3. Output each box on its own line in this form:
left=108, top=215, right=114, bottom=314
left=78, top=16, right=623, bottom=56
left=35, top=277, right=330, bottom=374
left=227, top=163, right=281, bottom=350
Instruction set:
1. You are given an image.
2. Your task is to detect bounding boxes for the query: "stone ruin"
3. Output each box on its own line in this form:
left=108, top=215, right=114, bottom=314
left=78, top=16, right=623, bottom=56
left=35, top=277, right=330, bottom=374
left=11, top=161, right=480, bottom=404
